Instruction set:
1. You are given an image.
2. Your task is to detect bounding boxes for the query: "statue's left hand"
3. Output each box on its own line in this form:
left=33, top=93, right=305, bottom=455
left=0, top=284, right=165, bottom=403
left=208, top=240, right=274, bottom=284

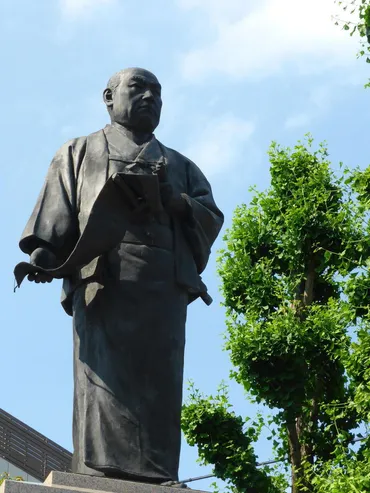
left=27, top=247, right=56, bottom=283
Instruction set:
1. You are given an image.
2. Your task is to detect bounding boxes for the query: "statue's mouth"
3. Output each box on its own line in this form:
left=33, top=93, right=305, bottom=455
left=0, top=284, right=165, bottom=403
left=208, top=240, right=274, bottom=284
left=137, top=104, right=156, bottom=113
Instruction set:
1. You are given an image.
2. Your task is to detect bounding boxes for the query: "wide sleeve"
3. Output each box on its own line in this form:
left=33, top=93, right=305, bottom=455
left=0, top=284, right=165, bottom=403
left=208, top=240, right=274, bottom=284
left=19, top=138, right=86, bottom=264
left=180, top=159, right=224, bottom=274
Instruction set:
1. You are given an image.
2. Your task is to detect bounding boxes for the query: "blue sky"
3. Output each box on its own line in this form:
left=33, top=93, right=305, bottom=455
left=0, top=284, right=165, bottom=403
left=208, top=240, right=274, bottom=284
left=1, top=0, right=369, bottom=489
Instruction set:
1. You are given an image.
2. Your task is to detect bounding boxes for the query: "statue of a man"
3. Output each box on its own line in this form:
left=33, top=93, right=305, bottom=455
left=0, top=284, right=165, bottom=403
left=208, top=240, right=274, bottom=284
left=15, top=68, right=223, bottom=484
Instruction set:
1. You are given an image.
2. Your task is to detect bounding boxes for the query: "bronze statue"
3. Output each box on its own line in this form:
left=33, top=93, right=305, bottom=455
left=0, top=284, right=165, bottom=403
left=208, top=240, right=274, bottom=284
left=15, top=68, right=224, bottom=484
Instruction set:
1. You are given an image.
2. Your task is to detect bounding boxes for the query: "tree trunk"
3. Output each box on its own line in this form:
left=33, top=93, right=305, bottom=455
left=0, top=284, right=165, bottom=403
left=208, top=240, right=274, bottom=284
left=288, top=254, right=317, bottom=491
left=287, top=421, right=302, bottom=493
left=303, top=255, right=315, bottom=307
left=301, top=254, right=318, bottom=467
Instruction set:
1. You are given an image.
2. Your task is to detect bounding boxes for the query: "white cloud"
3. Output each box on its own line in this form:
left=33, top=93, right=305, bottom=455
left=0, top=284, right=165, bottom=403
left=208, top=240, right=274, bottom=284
left=178, top=0, right=252, bottom=24
left=284, top=83, right=336, bottom=129
left=283, top=67, right=368, bottom=130
left=184, top=114, right=255, bottom=176
left=309, top=84, right=334, bottom=111
left=284, top=113, right=311, bottom=130
left=60, top=0, right=116, bottom=19
left=179, top=0, right=359, bottom=81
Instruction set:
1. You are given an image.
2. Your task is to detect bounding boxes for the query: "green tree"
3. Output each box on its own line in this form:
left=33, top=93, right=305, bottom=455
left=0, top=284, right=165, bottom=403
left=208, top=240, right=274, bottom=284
left=0, top=473, right=23, bottom=486
left=182, top=136, right=370, bottom=492
left=333, top=0, right=370, bottom=86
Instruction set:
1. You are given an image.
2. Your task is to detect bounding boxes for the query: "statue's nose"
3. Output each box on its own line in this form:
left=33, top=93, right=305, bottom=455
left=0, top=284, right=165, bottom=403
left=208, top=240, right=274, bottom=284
left=143, top=89, right=154, bottom=100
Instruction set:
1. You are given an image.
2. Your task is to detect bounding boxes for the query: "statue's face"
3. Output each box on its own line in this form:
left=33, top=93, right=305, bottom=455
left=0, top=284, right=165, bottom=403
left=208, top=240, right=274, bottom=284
left=105, top=68, right=162, bottom=133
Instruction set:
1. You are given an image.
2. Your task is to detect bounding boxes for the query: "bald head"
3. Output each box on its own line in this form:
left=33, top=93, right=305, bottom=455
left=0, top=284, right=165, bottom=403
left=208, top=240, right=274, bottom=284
left=106, top=68, right=160, bottom=94
left=103, top=68, right=162, bottom=133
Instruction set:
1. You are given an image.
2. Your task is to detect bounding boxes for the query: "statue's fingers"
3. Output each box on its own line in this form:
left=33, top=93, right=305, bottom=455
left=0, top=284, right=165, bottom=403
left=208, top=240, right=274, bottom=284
left=39, top=274, right=53, bottom=283
left=27, top=272, right=53, bottom=283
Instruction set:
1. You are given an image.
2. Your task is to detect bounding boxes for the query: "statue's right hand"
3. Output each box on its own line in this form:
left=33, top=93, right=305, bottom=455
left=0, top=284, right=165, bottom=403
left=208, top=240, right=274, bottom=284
left=28, top=247, right=56, bottom=283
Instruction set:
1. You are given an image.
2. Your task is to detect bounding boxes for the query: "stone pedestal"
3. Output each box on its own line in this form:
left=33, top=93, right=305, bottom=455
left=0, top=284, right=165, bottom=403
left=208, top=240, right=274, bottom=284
left=0, top=472, right=206, bottom=493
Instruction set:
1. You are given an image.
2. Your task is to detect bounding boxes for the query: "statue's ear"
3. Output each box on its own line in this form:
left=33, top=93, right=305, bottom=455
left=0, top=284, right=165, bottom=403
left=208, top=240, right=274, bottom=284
left=103, top=88, right=113, bottom=108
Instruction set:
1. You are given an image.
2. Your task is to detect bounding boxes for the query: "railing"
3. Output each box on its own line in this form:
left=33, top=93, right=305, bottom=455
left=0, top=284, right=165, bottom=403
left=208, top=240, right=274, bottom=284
left=0, top=408, right=72, bottom=481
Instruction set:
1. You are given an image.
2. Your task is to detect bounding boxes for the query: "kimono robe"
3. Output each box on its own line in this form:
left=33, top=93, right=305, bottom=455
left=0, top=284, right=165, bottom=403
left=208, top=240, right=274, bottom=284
left=18, top=124, right=224, bottom=483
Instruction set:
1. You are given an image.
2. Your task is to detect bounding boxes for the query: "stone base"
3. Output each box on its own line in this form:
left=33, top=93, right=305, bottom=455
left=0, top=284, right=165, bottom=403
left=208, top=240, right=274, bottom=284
left=0, top=472, right=206, bottom=493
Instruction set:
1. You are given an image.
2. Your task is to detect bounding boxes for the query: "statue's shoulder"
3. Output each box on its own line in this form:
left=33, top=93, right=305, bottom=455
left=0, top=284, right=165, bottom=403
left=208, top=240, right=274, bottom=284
left=65, top=128, right=105, bottom=146
left=86, top=128, right=106, bottom=141
left=158, top=141, right=193, bottom=167
left=159, top=141, right=205, bottom=178
left=53, top=135, right=87, bottom=160
left=60, top=129, right=106, bottom=155
left=51, top=130, right=106, bottom=172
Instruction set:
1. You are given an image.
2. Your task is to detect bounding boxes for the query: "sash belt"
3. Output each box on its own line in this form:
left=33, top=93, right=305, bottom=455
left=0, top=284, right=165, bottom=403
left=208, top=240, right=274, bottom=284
left=121, top=228, right=174, bottom=251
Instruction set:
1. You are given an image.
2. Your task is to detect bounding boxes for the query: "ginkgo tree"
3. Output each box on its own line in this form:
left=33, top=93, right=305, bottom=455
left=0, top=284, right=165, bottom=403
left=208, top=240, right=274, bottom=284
left=181, top=136, right=370, bottom=492
left=334, top=0, right=370, bottom=86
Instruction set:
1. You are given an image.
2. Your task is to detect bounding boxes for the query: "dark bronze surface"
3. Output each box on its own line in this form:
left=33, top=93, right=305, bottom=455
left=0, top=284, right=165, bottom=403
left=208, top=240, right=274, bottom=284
left=15, top=68, right=224, bottom=483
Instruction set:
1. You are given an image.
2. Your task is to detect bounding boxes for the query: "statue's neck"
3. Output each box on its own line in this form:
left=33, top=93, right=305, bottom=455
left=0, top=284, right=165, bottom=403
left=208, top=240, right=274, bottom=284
left=111, top=122, right=153, bottom=146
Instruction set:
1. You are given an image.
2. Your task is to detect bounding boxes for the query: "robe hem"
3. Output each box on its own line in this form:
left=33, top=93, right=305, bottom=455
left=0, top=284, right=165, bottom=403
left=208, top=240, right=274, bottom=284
left=84, top=461, right=174, bottom=482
